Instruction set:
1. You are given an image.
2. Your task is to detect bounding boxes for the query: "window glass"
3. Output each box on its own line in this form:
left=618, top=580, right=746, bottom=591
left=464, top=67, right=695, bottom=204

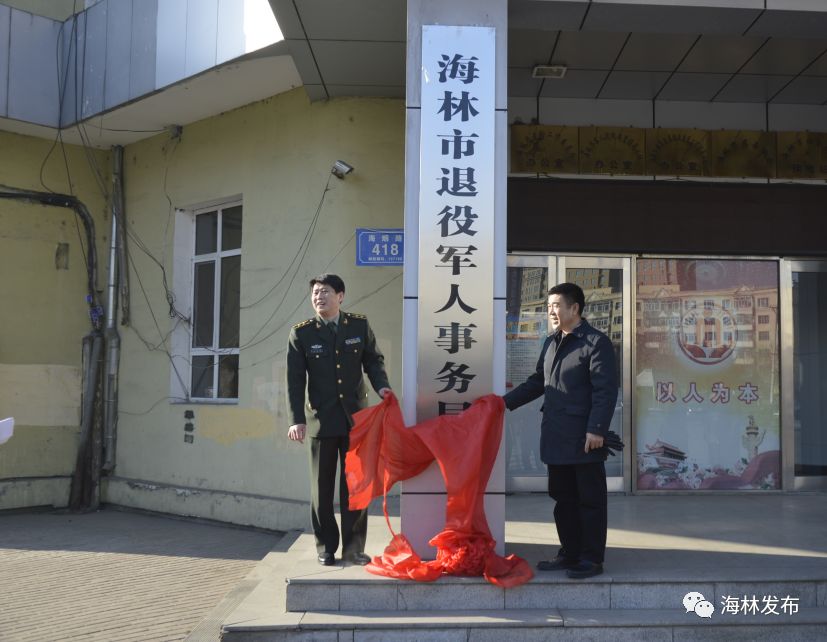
left=569, top=266, right=624, bottom=479
left=190, top=204, right=242, bottom=400
left=793, top=270, right=827, bottom=477
left=192, top=262, right=215, bottom=347
left=218, top=355, right=239, bottom=398
left=195, top=211, right=217, bottom=255
left=191, top=356, right=214, bottom=398
left=222, top=206, right=243, bottom=251
left=505, top=265, right=548, bottom=477
left=219, top=255, right=241, bottom=348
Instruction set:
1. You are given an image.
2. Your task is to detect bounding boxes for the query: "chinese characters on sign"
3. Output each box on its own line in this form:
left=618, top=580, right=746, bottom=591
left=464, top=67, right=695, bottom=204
left=418, top=26, right=495, bottom=422
left=356, top=228, right=404, bottom=266
left=655, top=381, right=760, bottom=405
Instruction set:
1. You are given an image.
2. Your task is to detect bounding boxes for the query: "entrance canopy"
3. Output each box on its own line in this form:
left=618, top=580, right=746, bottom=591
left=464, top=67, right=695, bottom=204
left=271, top=0, right=827, bottom=105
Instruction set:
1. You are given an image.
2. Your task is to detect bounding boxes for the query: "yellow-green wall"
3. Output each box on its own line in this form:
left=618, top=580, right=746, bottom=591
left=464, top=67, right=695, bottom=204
left=1, top=0, right=78, bottom=21
left=111, top=88, right=404, bottom=530
left=0, top=130, right=110, bottom=508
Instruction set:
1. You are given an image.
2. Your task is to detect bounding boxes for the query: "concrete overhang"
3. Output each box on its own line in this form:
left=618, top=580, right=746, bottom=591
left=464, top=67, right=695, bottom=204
left=0, top=42, right=300, bottom=148
left=272, top=0, right=827, bottom=106
left=3, top=0, right=826, bottom=148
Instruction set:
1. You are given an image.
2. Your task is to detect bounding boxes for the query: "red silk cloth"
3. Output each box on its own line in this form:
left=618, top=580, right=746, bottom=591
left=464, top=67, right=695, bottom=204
left=345, top=393, right=533, bottom=588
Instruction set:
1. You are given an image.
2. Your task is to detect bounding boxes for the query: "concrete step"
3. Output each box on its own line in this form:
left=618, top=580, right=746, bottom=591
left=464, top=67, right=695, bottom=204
left=222, top=606, right=827, bottom=641
left=222, top=498, right=827, bottom=641
left=285, top=566, right=827, bottom=612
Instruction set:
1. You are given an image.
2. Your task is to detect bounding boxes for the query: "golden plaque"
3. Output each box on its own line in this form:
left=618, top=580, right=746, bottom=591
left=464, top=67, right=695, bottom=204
left=709, top=130, right=776, bottom=178
left=645, top=128, right=709, bottom=176
left=509, top=124, right=827, bottom=179
left=579, top=127, right=645, bottom=176
left=777, top=131, right=827, bottom=180
left=511, top=125, right=578, bottom=174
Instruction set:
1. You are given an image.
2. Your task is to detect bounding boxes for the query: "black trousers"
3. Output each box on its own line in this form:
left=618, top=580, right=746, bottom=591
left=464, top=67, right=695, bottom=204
left=309, top=435, right=368, bottom=556
left=547, top=462, right=607, bottom=564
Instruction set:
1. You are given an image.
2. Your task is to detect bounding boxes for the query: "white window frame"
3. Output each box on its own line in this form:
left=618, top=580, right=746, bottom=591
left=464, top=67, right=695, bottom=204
left=170, top=196, right=242, bottom=404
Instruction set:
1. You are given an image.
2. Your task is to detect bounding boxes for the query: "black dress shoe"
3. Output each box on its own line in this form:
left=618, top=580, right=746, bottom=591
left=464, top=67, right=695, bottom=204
left=318, top=552, right=335, bottom=566
left=344, top=552, right=371, bottom=566
left=566, top=561, right=603, bottom=579
left=536, top=555, right=578, bottom=571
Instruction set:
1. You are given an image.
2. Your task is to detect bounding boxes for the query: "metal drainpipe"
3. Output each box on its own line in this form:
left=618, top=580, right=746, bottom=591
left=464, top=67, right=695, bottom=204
left=102, top=146, right=124, bottom=473
left=70, top=331, right=104, bottom=510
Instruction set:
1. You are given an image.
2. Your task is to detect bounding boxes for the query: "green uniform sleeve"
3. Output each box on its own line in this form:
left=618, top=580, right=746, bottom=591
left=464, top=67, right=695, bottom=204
left=362, top=320, right=390, bottom=394
left=285, top=327, right=307, bottom=425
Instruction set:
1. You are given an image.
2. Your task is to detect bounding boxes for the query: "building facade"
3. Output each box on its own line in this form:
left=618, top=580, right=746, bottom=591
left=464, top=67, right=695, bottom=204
left=1, top=0, right=825, bottom=536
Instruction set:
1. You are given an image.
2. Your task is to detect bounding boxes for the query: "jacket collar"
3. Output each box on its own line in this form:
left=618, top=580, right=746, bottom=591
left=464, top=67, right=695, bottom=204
left=553, top=319, right=590, bottom=341
left=316, top=312, right=340, bottom=326
left=569, top=319, right=589, bottom=338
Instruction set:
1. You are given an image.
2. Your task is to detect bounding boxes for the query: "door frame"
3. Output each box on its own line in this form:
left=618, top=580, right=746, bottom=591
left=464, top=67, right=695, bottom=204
left=505, top=253, right=555, bottom=493
left=782, top=259, right=827, bottom=491
left=560, top=255, right=633, bottom=493
left=508, top=252, right=815, bottom=493
left=505, top=253, right=633, bottom=493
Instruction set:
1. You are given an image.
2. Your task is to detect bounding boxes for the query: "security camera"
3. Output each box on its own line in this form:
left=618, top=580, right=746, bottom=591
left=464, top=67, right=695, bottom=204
left=331, top=160, right=354, bottom=179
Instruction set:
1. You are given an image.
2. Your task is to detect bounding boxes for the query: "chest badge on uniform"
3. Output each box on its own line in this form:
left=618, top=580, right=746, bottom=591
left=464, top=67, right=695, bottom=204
left=310, top=344, right=325, bottom=355
left=345, top=337, right=362, bottom=345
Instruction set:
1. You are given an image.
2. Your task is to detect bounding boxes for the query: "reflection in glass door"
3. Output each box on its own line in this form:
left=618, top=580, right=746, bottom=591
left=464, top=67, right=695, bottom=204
left=635, top=259, right=781, bottom=491
left=785, top=261, right=827, bottom=490
left=505, top=255, right=552, bottom=490
left=562, top=257, right=630, bottom=491
left=505, top=255, right=630, bottom=492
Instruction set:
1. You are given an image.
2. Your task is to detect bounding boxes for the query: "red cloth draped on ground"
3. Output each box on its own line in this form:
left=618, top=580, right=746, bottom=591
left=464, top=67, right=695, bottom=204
left=345, top=392, right=533, bottom=588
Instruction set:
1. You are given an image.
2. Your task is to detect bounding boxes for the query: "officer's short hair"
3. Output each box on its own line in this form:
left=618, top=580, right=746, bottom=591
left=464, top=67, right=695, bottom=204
left=309, top=273, right=345, bottom=294
left=548, top=282, right=585, bottom=317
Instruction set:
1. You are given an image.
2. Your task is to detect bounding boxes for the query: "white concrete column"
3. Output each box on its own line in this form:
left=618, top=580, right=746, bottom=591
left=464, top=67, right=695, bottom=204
left=402, top=0, right=508, bottom=558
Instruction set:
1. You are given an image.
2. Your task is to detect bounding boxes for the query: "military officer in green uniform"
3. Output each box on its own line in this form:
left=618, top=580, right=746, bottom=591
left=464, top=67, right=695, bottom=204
left=286, top=274, right=391, bottom=566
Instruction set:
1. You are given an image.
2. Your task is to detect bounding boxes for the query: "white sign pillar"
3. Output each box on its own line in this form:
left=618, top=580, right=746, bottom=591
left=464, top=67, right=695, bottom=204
left=402, top=0, right=508, bottom=557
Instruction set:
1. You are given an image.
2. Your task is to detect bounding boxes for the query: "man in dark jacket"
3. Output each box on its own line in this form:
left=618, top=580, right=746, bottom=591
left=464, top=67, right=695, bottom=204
left=503, top=282, right=618, bottom=579
left=286, top=274, right=391, bottom=566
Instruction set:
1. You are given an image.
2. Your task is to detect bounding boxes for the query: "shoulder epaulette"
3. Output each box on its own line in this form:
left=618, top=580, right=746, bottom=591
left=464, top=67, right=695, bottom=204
left=347, top=312, right=367, bottom=320
left=292, top=318, right=313, bottom=330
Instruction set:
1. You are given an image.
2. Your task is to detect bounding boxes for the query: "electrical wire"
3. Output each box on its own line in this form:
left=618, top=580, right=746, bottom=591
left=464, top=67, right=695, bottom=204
left=126, top=245, right=190, bottom=395
left=119, top=133, right=186, bottom=325
left=236, top=175, right=332, bottom=348
left=90, top=124, right=168, bottom=134
left=119, top=395, right=190, bottom=416
left=46, top=6, right=96, bottom=279
left=245, top=271, right=402, bottom=369
left=232, top=226, right=356, bottom=353
left=240, top=174, right=332, bottom=311
left=125, top=224, right=189, bottom=323
left=40, top=19, right=395, bottom=393
left=29, top=3, right=401, bottom=406
left=89, top=127, right=184, bottom=337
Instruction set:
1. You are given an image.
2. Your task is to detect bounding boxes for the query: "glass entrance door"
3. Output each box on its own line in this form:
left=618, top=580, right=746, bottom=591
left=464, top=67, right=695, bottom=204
left=783, top=261, right=827, bottom=490
left=505, top=255, right=553, bottom=491
left=561, top=256, right=630, bottom=492
left=505, top=255, right=631, bottom=492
